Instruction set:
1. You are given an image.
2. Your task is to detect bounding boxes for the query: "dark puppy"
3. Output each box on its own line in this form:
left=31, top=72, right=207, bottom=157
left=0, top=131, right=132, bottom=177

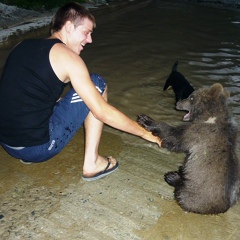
left=138, top=83, right=240, bottom=214
left=163, top=61, right=194, bottom=103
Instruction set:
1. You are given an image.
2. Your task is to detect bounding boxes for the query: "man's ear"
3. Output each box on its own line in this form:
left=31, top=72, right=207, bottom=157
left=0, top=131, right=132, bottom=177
left=65, top=21, right=74, bottom=33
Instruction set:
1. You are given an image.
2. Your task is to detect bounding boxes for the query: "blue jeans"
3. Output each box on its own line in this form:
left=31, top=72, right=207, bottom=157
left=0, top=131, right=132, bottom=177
left=1, top=74, right=106, bottom=163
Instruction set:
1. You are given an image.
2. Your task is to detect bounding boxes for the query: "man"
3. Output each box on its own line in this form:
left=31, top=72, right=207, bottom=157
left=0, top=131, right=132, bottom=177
left=0, top=2, right=160, bottom=181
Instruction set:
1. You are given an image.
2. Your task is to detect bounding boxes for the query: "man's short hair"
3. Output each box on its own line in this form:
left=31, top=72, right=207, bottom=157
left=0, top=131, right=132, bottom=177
left=51, top=2, right=96, bottom=34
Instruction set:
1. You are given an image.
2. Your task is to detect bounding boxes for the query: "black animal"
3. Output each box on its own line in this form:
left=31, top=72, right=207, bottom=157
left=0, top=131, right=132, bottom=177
left=163, top=61, right=194, bottom=103
left=138, top=83, right=240, bottom=214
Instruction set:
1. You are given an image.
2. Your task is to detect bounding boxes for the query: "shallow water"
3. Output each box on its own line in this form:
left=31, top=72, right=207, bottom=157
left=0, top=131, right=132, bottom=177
left=1, top=0, right=240, bottom=128
left=81, top=0, right=240, bottom=126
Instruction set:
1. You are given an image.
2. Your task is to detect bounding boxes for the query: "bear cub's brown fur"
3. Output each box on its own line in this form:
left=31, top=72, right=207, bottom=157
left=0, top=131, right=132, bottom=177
left=138, top=83, right=240, bottom=214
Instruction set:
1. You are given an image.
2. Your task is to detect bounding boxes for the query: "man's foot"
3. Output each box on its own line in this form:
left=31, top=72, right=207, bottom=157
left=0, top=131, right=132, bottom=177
left=82, top=156, right=119, bottom=181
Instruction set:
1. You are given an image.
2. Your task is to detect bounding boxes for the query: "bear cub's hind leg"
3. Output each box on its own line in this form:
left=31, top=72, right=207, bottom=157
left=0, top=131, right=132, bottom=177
left=164, top=171, right=183, bottom=187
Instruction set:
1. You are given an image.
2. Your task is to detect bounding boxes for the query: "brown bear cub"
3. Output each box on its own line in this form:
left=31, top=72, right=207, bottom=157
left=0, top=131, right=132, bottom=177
left=138, top=83, right=240, bottom=214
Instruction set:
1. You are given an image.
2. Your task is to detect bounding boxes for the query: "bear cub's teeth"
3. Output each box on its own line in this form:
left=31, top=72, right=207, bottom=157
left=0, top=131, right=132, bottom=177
left=183, top=112, right=191, bottom=121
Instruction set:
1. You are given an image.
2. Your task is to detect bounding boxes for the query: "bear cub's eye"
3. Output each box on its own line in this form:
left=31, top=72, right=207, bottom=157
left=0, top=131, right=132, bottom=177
left=190, top=96, right=194, bottom=102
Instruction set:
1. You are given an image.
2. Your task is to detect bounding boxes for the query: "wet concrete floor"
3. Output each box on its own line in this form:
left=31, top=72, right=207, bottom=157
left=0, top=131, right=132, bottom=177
left=1, top=0, right=240, bottom=239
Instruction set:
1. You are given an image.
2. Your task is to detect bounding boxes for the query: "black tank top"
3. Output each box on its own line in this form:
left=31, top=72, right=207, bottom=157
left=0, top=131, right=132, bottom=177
left=0, top=39, right=67, bottom=147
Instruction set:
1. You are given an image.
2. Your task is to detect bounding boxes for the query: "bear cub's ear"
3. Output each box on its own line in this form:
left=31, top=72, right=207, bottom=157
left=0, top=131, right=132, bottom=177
left=208, top=83, right=230, bottom=99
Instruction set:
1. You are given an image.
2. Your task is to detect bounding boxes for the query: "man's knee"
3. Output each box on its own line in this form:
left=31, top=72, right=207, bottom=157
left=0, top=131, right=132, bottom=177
left=90, top=73, right=107, bottom=95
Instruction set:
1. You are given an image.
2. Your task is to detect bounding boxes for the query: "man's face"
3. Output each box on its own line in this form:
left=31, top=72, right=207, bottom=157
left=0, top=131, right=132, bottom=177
left=69, top=18, right=94, bottom=55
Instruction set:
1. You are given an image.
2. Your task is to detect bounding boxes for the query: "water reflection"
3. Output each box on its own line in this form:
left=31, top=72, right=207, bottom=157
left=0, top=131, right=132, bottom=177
left=1, top=0, right=240, bottom=127
left=82, top=1, right=240, bottom=126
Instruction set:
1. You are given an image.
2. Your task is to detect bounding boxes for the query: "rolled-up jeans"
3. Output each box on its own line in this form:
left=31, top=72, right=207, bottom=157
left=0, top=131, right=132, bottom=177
left=1, top=74, right=106, bottom=163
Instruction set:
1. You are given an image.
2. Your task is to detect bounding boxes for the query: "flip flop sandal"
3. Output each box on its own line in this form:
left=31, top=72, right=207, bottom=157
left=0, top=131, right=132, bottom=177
left=82, top=157, right=119, bottom=181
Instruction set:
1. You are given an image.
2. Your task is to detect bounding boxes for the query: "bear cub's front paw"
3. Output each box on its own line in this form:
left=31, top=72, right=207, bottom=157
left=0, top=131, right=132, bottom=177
left=137, top=114, right=154, bottom=130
